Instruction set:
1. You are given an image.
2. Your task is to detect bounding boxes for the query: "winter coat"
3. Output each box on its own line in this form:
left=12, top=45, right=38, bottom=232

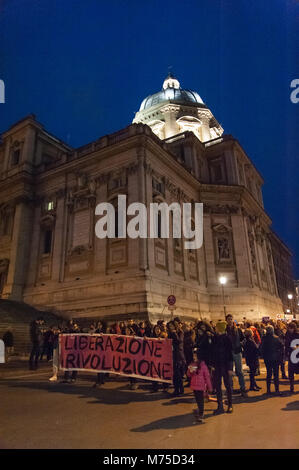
left=30, top=321, right=43, bottom=346
left=226, top=325, right=244, bottom=354
left=260, top=334, right=284, bottom=363
left=211, top=333, right=233, bottom=370
left=195, top=331, right=214, bottom=366
left=187, top=361, right=212, bottom=392
left=169, top=330, right=186, bottom=366
left=243, top=338, right=259, bottom=368
left=183, top=330, right=196, bottom=365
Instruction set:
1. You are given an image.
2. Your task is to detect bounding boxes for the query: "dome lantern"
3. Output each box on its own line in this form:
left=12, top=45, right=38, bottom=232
left=162, top=73, right=180, bottom=90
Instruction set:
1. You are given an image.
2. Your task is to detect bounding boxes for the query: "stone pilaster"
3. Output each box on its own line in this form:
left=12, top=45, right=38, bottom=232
left=26, top=205, right=41, bottom=286
left=3, top=202, right=33, bottom=300
left=51, top=196, right=66, bottom=282
left=231, top=213, right=251, bottom=287
left=203, top=213, right=217, bottom=285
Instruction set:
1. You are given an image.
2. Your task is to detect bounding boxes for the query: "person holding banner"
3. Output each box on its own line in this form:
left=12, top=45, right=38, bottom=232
left=61, top=321, right=78, bottom=384
left=92, top=322, right=107, bottom=388
left=150, top=324, right=170, bottom=393
left=49, top=326, right=61, bottom=382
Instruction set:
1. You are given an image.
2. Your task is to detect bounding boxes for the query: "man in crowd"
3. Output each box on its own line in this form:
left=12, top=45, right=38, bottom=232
left=211, top=320, right=233, bottom=414
left=226, top=314, right=247, bottom=397
left=29, top=317, right=44, bottom=370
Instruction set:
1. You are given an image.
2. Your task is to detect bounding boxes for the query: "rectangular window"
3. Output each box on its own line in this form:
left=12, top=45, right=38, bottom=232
left=46, top=201, right=54, bottom=211
left=43, top=230, right=52, bottom=254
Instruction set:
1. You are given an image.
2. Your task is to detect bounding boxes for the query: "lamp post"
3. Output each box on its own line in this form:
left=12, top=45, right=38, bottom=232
left=219, top=276, right=227, bottom=319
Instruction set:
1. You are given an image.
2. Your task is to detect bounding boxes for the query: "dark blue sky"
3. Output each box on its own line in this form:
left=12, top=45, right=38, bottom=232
left=0, top=0, right=298, bottom=275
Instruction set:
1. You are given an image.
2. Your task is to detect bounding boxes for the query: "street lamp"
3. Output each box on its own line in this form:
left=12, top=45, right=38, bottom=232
left=287, top=293, right=293, bottom=317
left=219, top=276, right=227, bottom=319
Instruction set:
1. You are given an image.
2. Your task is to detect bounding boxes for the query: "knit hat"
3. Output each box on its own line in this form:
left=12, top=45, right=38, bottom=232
left=215, top=321, right=227, bottom=334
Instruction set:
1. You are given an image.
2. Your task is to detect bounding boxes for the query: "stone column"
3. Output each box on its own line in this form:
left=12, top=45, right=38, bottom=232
left=162, top=105, right=179, bottom=138
left=165, top=188, right=174, bottom=277
left=145, top=164, right=155, bottom=271
left=3, top=201, right=34, bottom=300
left=21, top=127, right=36, bottom=164
left=198, top=111, right=211, bottom=142
left=26, top=205, right=41, bottom=287
left=51, top=194, right=66, bottom=282
left=127, top=163, right=140, bottom=270
left=94, top=177, right=108, bottom=274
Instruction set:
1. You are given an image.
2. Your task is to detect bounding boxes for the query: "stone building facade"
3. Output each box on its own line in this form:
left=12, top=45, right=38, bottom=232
left=0, top=75, right=285, bottom=322
left=269, top=231, right=295, bottom=314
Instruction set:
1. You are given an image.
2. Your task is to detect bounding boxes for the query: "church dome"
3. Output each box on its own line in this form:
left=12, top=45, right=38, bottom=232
left=139, top=74, right=204, bottom=111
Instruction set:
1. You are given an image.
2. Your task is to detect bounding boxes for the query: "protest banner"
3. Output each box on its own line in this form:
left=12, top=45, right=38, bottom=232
left=59, top=334, right=173, bottom=383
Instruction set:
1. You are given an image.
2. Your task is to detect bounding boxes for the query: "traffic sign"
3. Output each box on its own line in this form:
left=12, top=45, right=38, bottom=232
left=167, top=295, right=176, bottom=306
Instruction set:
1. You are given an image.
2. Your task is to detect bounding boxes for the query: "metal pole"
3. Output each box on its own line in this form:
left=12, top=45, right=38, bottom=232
left=222, top=284, right=226, bottom=319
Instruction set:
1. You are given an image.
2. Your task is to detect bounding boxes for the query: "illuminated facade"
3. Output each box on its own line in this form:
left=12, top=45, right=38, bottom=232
left=0, top=75, right=286, bottom=322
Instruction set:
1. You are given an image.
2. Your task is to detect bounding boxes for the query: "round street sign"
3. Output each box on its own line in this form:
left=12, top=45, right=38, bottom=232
left=167, top=295, right=176, bottom=306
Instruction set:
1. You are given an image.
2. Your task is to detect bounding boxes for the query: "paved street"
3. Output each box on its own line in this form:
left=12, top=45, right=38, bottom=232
left=0, top=364, right=298, bottom=449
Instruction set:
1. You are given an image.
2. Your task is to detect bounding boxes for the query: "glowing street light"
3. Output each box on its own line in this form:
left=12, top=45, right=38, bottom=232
left=219, top=276, right=227, bottom=319
left=287, top=293, right=294, bottom=316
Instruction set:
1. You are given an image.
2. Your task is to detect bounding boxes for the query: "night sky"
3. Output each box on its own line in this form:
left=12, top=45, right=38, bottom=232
left=0, top=0, right=298, bottom=276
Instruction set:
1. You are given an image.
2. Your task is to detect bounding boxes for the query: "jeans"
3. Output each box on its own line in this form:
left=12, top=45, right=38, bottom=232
left=173, top=362, right=185, bottom=394
left=265, top=360, right=279, bottom=392
left=288, top=362, right=297, bottom=390
left=29, top=344, right=40, bottom=369
left=214, top=364, right=232, bottom=407
left=231, top=352, right=246, bottom=391
left=193, top=390, right=204, bottom=416
left=96, top=373, right=106, bottom=384
left=64, top=370, right=77, bottom=381
left=248, top=364, right=258, bottom=389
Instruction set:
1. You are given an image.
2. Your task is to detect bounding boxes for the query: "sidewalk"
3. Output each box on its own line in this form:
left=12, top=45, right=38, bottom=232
left=0, top=357, right=52, bottom=379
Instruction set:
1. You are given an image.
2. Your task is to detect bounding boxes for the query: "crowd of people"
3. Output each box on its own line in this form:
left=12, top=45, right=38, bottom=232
left=27, top=314, right=299, bottom=424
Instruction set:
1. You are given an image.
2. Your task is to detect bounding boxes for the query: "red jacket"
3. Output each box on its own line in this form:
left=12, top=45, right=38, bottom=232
left=187, top=361, right=212, bottom=392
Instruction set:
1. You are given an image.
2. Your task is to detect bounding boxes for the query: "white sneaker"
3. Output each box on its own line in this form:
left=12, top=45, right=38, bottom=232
left=49, top=376, right=57, bottom=382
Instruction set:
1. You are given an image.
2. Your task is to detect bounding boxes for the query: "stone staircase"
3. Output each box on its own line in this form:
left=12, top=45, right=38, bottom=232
left=0, top=300, right=60, bottom=356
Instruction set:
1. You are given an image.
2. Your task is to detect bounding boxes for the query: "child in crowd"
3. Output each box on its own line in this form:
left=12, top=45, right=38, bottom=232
left=187, top=350, right=212, bottom=423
